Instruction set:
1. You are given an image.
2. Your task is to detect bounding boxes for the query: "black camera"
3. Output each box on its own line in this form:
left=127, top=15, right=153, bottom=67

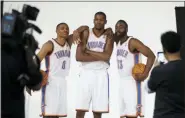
left=2, top=4, right=42, bottom=48
left=1, top=4, right=43, bottom=91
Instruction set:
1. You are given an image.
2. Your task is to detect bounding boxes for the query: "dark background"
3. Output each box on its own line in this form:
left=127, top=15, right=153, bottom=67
left=175, top=2, right=185, bottom=60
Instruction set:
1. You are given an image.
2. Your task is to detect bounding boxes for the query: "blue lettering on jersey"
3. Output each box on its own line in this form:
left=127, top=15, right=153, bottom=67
left=88, top=41, right=105, bottom=49
left=55, top=50, right=70, bottom=59
left=117, top=49, right=128, bottom=58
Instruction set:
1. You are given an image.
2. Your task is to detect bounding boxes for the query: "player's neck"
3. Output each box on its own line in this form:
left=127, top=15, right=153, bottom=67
left=93, top=28, right=105, bottom=37
left=56, top=37, right=66, bottom=46
left=120, top=35, right=128, bottom=43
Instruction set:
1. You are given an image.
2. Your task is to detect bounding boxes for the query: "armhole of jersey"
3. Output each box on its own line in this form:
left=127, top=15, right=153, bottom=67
left=87, top=28, right=91, bottom=41
left=46, top=40, right=54, bottom=56
left=85, top=29, right=91, bottom=48
left=129, top=38, right=142, bottom=63
left=104, top=35, right=110, bottom=50
left=128, top=37, right=134, bottom=53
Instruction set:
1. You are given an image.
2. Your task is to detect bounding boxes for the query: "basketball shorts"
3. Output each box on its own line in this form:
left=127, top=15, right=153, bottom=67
left=119, top=76, right=145, bottom=117
left=41, top=77, right=67, bottom=117
left=76, top=68, right=109, bottom=113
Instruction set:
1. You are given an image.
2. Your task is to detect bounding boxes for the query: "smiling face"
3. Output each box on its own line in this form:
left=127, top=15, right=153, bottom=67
left=115, top=21, right=127, bottom=37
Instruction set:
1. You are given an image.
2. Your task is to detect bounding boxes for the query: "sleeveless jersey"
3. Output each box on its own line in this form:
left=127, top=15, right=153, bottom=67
left=81, top=28, right=109, bottom=70
left=45, top=39, right=71, bottom=79
left=116, top=37, right=141, bottom=77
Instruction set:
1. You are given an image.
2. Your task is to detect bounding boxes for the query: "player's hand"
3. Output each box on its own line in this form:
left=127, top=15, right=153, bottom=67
left=73, top=30, right=81, bottom=44
left=40, top=70, right=48, bottom=87
left=134, top=73, right=148, bottom=81
left=41, top=77, right=48, bottom=86
left=104, top=27, right=114, bottom=39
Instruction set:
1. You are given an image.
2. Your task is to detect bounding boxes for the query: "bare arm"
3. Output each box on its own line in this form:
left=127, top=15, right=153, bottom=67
left=76, top=30, right=99, bottom=62
left=76, top=25, right=89, bottom=33
left=37, top=41, right=53, bottom=62
left=86, top=37, right=114, bottom=61
left=67, top=26, right=89, bottom=47
left=130, top=39, right=156, bottom=74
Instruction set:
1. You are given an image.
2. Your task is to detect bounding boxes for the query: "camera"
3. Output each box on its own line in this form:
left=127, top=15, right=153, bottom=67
left=2, top=4, right=42, bottom=48
left=1, top=4, right=42, bottom=90
left=157, top=52, right=168, bottom=65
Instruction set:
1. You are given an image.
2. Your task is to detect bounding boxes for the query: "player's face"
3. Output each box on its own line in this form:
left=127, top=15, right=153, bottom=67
left=56, top=24, right=69, bottom=39
left=94, top=14, right=106, bottom=30
left=115, top=22, right=127, bottom=37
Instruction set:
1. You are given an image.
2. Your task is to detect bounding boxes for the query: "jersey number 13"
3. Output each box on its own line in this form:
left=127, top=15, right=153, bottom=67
left=117, top=60, right=123, bottom=69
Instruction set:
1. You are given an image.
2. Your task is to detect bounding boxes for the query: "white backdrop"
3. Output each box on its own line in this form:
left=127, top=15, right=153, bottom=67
left=3, top=1, right=184, bottom=118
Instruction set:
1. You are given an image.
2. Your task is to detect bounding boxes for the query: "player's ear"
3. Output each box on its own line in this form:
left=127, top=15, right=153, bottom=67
left=93, top=19, right=95, bottom=24
left=105, top=20, right=107, bottom=24
left=126, top=27, right=128, bottom=33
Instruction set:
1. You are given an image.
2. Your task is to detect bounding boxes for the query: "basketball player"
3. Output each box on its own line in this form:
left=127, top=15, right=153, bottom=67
left=75, top=12, right=114, bottom=118
left=37, top=23, right=89, bottom=118
left=114, top=20, right=155, bottom=118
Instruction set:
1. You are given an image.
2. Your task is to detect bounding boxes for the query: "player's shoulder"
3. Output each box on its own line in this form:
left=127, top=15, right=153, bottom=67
left=42, top=39, right=54, bottom=51
left=129, top=37, right=144, bottom=49
left=45, top=39, right=54, bottom=46
left=129, top=37, right=142, bottom=43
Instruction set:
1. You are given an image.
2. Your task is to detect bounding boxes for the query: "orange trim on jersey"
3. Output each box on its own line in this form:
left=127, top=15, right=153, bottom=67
left=76, top=109, right=89, bottom=112
left=41, top=56, right=50, bottom=116
left=92, top=110, right=109, bottom=113
left=107, top=71, right=110, bottom=113
left=40, top=113, right=67, bottom=117
left=120, top=114, right=144, bottom=117
left=135, top=82, right=143, bottom=116
left=133, top=53, right=143, bottom=116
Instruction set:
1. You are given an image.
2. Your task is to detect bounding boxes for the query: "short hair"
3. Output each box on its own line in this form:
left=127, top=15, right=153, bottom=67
left=161, top=31, right=181, bottom=53
left=116, top=20, right=128, bottom=29
left=56, top=22, right=68, bottom=30
left=94, top=11, right=106, bottom=20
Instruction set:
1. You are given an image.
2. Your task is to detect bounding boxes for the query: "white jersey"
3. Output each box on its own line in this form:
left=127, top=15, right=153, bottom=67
left=45, top=39, right=71, bottom=79
left=116, top=37, right=141, bottom=77
left=81, top=28, right=109, bottom=70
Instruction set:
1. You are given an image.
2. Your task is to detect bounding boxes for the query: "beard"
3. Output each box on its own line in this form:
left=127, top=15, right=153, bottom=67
left=115, top=32, right=126, bottom=38
left=95, top=27, right=102, bottom=30
left=113, top=32, right=127, bottom=44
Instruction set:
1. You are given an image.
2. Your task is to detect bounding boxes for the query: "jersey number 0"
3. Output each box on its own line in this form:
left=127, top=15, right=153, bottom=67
left=62, top=61, right=66, bottom=69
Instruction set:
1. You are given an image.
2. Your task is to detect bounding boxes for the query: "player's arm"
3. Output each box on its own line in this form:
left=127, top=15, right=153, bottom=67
left=37, top=41, right=53, bottom=62
left=86, top=37, right=114, bottom=61
left=130, top=39, right=156, bottom=75
left=76, top=25, right=89, bottom=33
left=76, top=30, right=99, bottom=62
left=67, top=25, right=89, bottom=47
